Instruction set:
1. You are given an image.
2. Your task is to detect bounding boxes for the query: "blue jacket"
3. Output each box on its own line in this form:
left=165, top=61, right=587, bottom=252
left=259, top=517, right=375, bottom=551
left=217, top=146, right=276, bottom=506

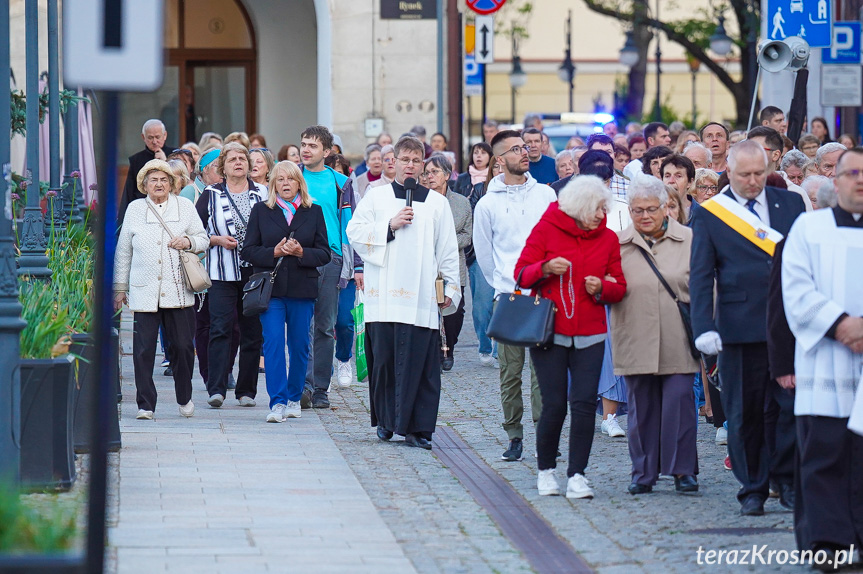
left=689, top=187, right=806, bottom=345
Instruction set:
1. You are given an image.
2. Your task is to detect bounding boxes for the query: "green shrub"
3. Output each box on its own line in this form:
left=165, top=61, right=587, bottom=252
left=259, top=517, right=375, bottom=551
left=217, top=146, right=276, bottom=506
left=0, top=484, right=77, bottom=553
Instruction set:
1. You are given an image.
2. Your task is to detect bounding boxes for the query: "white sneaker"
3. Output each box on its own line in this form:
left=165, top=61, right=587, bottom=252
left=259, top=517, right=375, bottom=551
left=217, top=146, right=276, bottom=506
left=207, top=394, right=224, bottom=408
left=136, top=409, right=154, bottom=420
left=479, top=353, right=494, bottom=367
left=238, top=396, right=256, bottom=407
left=160, top=359, right=170, bottom=367
left=337, top=361, right=352, bottom=388
left=285, top=400, right=301, bottom=418
left=601, top=414, right=626, bottom=437
left=266, top=404, right=286, bottom=423
left=566, top=474, right=594, bottom=499
left=179, top=401, right=194, bottom=418
left=537, top=469, right=560, bottom=496
left=715, top=427, right=728, bottom=445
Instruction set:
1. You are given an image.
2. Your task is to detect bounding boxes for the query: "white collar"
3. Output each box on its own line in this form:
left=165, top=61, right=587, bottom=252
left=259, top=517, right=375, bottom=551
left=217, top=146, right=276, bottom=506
left=729, top=187, right=766, bottom=207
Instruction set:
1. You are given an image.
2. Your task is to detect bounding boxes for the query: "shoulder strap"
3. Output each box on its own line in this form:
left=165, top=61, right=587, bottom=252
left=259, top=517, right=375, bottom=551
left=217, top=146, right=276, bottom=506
left=223, top=189, right=248, bottom=228
left=639, top=249, right=678, bottom=302
left=270, top=256, right=285, bottom=280
left=146, top=200, right=177, bottom=240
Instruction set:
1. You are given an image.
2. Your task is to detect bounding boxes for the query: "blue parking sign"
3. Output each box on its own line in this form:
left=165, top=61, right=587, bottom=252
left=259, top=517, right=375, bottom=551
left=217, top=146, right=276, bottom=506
left=464, top=56, right=484, bottom=97
left=765, top=0, right=832, bottom=48
left=822, top=22, right=861, bottom=64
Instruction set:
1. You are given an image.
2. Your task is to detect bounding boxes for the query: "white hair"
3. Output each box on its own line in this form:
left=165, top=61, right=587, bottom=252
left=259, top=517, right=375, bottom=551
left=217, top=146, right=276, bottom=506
left=142, top=119, right=166, bottom=135
left=727, top=139, right=768, bottom=172
left=558, top=175, right=612, bottom=223
left=780, top=149, right=810, bottom=172
left=555, top=149, right=574, bottom=168
left=683, top=141, right=711, bottom=163
left=815, top=142, right=847, bottom=165
left=627, top=173, right=668, bottom=206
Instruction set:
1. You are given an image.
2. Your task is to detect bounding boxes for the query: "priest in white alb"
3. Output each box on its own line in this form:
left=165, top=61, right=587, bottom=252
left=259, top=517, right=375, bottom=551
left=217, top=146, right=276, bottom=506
left=782, top=147, right=863, bottom=562
left=346, top=136, right=461, bottom=450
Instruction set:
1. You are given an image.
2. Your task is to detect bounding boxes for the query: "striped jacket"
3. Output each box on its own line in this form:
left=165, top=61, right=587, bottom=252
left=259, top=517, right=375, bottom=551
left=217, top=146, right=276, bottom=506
left=195, top=178, right=267, bottom=282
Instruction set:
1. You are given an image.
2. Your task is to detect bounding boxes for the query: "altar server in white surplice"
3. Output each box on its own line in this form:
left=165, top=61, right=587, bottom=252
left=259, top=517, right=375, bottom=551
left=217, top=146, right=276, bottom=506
left=347, top=136, right=461, bottom=450
left=781, top=147, right=863, bottom=560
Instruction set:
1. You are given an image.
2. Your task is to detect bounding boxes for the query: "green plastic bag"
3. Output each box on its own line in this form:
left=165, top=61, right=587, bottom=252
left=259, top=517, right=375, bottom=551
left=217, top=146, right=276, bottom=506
left=351, top=293, right=368, bottom=382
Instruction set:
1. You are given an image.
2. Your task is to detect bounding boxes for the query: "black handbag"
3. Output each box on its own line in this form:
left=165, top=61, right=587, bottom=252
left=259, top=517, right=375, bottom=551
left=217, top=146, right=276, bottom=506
left=639, top=250, right=700, bottom=359
left=242, top=257, right=284, bottom=317
left=486, top=269, right=555, bottom=347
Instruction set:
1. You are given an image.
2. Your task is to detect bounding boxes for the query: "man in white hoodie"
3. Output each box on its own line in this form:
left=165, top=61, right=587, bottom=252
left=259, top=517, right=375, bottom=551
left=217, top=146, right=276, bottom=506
left=473, top=130, right=558, bottom=462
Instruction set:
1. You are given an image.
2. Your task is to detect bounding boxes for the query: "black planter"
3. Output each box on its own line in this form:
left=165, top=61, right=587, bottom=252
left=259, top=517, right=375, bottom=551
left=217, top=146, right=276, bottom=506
left=69, top=331, right=122, bottom=454
left=19, top=355, right=77, bottom=491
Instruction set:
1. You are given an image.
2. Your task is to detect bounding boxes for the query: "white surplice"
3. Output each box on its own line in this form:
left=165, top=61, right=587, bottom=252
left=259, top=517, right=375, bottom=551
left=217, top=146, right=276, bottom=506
left=782, top=209, right=863, bottom=419
left=347, top=184, right=461, bottom=330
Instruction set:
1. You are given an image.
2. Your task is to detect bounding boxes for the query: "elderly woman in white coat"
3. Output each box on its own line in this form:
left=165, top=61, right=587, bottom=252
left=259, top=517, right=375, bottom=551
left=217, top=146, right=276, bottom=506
left=114, top=159, right=210, bottom=420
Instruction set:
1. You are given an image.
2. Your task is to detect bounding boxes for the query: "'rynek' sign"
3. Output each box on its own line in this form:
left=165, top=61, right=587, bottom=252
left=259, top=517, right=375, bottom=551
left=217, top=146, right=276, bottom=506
left=381, top=0, right=436, bottom=20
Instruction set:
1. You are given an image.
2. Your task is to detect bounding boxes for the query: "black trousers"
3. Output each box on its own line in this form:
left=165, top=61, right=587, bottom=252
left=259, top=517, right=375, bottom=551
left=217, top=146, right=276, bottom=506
left=795, top=415, right=863, bottom=551
left=442, top=288, right=466, bottom=358
left=206, top=267, right=263, bottom=399
left=718, top=342, right=795, bottom=502
left=132, top=307, right=195, bottom=411
left=194, top=293, right=241, bottom=385
left=707, top=377, right=726, bottom=428
left=531, top=342, right=605, bottom=477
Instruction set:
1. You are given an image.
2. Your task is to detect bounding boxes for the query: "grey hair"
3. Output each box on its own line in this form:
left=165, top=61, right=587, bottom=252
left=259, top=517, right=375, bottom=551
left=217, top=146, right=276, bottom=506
left=801, top=175, right=836, bottom=209
left=727, top=139, right=768, bottom=172
left=683, top=141, right=711, bottom=162
left=780, top=149, right=810, bottom=172
left=694, top=168, right=719, bottom=186
left=380, top=144, right=394, bottom=156
left=555, top=149, right=574, bottom=168
left=142, top=119, right=165, bottom=135
left=364, top=144, right=382, bottom=162
left=627, top=173, right=668, bottom=206
left=815, top=142, right=847, bottom=165
left=558, top=175, right=612, bottom=223
left=424, top=154, right=452, bottom=177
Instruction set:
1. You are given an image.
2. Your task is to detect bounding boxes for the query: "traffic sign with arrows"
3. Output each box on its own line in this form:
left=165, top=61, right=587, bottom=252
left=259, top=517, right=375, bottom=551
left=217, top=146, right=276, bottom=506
left=475, top=15, right=494, bottom=64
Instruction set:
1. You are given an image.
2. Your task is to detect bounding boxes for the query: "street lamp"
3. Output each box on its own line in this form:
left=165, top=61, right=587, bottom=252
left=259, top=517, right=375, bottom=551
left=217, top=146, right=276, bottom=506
left=509, top=36, right=527, bottom=124
left=619, top=30, right=639, bottom=68
left=709, top=15, right=733, bottom=56
left=557, top=10, right=576, bottom=113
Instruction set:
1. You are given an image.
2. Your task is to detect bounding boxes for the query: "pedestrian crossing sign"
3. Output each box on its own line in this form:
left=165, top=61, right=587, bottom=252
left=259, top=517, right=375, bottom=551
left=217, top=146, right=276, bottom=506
left=766, top=0, right=832, bottom=48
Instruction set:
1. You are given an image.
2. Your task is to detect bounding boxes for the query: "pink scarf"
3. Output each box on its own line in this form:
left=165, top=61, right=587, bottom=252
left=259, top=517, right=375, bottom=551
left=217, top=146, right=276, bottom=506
left=275, top=194, right=302, bottom=226
left=469, top=164, right=487, bottom=185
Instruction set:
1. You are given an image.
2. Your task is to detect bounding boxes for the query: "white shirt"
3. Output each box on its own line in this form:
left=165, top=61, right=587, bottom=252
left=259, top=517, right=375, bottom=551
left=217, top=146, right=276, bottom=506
left=729, top=187, right=770, bottom=227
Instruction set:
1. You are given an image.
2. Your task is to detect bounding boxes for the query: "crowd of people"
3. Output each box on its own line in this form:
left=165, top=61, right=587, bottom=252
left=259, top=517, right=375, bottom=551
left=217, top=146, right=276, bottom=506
left=114, top=108, right=862, bottom=569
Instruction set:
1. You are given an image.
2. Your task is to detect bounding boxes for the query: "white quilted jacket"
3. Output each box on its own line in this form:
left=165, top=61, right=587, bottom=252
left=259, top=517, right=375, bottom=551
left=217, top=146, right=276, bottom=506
left=114, top=195, right=210, bottom=312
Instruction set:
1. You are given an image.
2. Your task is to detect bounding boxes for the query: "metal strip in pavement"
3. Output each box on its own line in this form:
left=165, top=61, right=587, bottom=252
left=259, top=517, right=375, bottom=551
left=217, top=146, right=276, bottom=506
left=433, top=426, right=594, bottom=574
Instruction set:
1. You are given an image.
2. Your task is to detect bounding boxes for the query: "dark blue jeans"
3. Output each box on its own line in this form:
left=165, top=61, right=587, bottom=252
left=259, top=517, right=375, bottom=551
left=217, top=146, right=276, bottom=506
left=335, top=279, right=356, bottom=362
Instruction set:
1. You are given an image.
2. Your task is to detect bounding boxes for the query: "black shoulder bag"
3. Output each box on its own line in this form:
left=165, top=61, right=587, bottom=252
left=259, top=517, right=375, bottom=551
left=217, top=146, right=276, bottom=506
left=242, top=257, right=285, bottom=317
left=486, top=268, right=555, bottom=348
left=639, top=250, right=700, bottom=359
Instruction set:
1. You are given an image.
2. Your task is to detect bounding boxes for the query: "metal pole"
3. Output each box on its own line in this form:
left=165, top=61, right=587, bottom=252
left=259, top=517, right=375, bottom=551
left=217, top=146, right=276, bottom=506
left=0, top=0, right=27, bottom=486
left=47, top=0, right=65, bottom=233
left=18, top=0, right=51, bottom=278
left=691, top=71, right=697, bottom=128
left=63, top=99, right=82, bottom=223
left=566, top=10, right=573, bottom=113
left=654, top=0, right=662, bottom=122
left=481, top=64, right=487, bottom=125
left=436, top=0, right=444, bottom=134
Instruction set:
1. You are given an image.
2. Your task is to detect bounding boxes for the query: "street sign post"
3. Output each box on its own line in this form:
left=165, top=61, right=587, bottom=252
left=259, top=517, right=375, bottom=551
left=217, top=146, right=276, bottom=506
left=475, top=15, right=494, bottom=64
left=822, top=21, right=861, bottom=64
left=765, top=0, right=832, bottom=48
left=466, top=0, right=506, bottom=15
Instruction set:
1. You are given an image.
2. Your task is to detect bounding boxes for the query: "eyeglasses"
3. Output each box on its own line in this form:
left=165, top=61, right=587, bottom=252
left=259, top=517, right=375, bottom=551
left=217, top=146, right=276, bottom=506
left=696, top=185, right=718, bottom=192
left=629, top=206, right=662, bottom=216
left=837, top=169, right=863, bottom=179
left=397, top=157, right=423, bottom=166
left=383, top=157, right=395, bottom=163
left=500, top=145, right=531, bottom=156
left=424, top=169, right=445, bottom=177
left=250, top=147, right=270, bottom=153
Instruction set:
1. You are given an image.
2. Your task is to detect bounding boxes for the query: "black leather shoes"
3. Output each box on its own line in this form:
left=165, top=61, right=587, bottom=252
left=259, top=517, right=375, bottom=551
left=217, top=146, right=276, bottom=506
left=628, top=483, right=653, bottom=495
left=376, top=427, right=393, bottom=441
left=405, top=433, right=432, bottom=450
left=777, top=483, right=795, bottom=510
left=674, top=475, right=699, bottom=493
left=740, top=495, right=765, bottom=516
left=441, top=356, right=454, bottom=371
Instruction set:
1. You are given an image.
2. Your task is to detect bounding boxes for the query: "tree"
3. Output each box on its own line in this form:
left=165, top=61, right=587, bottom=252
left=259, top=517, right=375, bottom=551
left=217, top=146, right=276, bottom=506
left=583, top=0, right=761, bottom=128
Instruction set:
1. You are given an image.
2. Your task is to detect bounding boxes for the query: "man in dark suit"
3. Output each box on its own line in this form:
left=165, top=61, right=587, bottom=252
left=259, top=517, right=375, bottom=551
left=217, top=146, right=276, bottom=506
left=118, top=119, right=173, bottom=226
left=690, top=139, right=806, bottom=516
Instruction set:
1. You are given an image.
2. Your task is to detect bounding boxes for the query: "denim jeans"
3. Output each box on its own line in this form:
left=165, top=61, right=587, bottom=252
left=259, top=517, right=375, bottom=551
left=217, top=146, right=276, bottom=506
left=468, top=260, right=495, bottom=356
left=305, top=255, right=343, bottom=399
left=260, top=297, right=315, bottom=408
left=335, top=279, right=356, bottom=362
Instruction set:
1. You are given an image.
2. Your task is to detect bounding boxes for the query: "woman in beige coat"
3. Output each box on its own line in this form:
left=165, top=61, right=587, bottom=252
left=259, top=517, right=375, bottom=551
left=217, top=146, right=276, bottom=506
left=610, top=174, right=700, bottom=496
left=114, top=160, right=210, bottom=420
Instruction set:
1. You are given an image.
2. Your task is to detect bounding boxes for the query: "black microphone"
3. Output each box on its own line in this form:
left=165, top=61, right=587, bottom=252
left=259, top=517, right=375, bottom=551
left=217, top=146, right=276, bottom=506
left=404, top=177, right=417, bottom=207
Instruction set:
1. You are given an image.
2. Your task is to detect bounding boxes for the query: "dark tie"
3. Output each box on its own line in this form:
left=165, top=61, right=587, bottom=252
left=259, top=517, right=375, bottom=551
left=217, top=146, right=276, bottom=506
left=745, top=199, right=761, bottom=221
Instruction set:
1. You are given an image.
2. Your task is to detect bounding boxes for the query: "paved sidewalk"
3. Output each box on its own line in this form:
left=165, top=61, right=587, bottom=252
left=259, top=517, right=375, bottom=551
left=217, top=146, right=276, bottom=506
left=107, top=314, right=415, bottom=574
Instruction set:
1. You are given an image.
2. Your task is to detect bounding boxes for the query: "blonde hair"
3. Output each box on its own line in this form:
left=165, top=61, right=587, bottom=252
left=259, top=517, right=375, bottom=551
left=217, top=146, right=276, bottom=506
left=250, top=148, right=275, bottom=181
left=167, top=159, right=190, bottom=194
left=224, top=131, right=251, bottom=149
left=265, top=161, right=312, bottom=209
left=694, top=168, right=719, bottom=188
left=218, top=142, right=252, bottom=177
left=558, top=175, right=612, bottom=224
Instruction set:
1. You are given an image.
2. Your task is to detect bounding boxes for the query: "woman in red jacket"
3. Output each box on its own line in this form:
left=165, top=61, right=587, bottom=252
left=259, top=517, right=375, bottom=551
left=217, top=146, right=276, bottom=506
left=515, top=175, right=626, bottom=500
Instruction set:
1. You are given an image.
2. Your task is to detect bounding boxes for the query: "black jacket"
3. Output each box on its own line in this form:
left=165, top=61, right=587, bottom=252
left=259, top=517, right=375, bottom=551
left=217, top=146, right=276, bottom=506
left=241, top=202, right=331, bottom=299
left=119, top=145, right=174, bottom=226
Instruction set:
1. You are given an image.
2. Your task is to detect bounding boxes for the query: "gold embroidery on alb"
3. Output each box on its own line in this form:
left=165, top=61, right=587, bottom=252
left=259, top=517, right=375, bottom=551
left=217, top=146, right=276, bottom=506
left=388, top=288, right=416, bottom=299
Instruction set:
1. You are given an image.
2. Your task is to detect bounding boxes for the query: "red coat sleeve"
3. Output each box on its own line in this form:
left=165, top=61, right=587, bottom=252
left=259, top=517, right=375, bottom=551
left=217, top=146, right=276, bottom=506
left=514, top=220, right=553, bottom=290
left=599, top=233, right=626, bottom=304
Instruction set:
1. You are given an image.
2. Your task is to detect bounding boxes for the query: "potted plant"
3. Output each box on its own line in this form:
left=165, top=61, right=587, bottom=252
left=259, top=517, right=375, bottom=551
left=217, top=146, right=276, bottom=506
left=0, top=482, right=78, bottom=564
